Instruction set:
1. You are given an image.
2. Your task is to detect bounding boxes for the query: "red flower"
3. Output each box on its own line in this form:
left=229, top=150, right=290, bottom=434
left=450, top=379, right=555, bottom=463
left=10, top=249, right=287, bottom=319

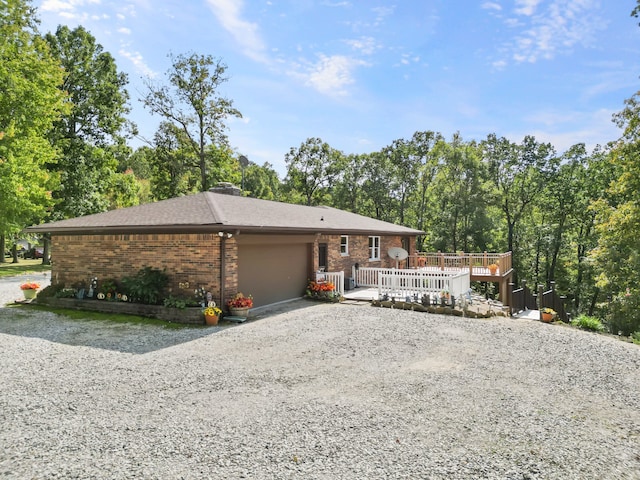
left=20, top=282, right=40, bottom=290
left=228, top=293, right=253, bottom=308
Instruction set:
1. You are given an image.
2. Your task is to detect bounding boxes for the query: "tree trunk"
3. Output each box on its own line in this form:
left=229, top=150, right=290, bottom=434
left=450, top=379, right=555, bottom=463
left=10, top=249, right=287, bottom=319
left=0, top=235, right=5, bottom=264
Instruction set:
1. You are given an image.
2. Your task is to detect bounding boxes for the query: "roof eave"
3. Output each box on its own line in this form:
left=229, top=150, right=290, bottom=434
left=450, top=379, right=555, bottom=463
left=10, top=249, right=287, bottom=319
left=25, top=223, right=424, bottom=236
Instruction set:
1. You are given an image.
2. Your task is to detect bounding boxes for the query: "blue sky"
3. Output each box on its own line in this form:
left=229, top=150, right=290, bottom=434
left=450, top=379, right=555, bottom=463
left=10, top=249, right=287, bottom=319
left=34, top=0, right=640, bottom=175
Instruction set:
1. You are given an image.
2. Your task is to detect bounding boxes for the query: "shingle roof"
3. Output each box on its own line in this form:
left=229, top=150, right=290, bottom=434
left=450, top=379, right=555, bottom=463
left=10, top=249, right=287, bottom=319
left=26, top=192, right=424, bottom=236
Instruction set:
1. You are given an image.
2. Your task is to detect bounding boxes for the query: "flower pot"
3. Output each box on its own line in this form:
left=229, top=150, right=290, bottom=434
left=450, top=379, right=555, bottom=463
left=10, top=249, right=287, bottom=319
left=229, top=307, right=250, bottom=318
left=541, top=312, right=554, bottom=323
left=488, top=266, right=498, bottom=275
left=22, top=289, right=37, bottom=300
left=204, top=314, right=219, bottom=326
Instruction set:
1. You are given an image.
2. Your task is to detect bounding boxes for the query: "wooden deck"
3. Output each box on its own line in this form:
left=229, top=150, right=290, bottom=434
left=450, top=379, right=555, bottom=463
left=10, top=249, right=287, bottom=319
left=408, top=252, right=514, bottom=305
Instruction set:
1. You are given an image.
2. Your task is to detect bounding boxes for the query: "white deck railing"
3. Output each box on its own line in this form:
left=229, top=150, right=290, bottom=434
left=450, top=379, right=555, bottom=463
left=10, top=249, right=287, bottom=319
left=316, top=271, right=345, bottom=296
left=354, top=267, right=470, bottom=301
left=379, top=270, right=470, bottom=300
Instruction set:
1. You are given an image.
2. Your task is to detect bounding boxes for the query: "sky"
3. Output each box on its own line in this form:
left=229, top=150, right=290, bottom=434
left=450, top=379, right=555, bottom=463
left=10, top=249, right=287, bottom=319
left=33, top=0, right=640, bottom=176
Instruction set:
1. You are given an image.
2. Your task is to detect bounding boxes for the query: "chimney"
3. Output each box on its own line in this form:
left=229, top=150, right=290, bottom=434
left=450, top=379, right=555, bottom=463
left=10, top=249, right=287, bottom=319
left=209, top=182, right=242, bottom=196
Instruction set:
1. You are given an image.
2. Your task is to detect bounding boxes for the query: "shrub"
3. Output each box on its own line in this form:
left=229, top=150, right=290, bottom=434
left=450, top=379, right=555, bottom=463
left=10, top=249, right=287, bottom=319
left=605, top=291, right=640, bottom=336
left=38, top=284, right=64, bottom=298
left=572, top=314, right=605, bottom=332
left=631, top=332, right=640, bottom=345
left=120, top=267, right=169, bottom=305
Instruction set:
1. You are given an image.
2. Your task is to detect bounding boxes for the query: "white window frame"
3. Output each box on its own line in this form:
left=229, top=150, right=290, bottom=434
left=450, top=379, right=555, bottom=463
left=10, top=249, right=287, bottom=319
left=368, top=236, right=380, bottom=261
left=340, top=235, right=349, bottom=256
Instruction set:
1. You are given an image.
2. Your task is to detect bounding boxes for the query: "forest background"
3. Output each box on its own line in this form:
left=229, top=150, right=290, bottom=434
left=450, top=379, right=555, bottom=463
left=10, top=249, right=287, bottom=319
left=2, top=0, right=640, bottom=337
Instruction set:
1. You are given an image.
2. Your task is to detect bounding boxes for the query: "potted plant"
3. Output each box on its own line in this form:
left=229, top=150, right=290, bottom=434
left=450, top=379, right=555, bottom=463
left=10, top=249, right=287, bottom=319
left=203, top=301, right=222, bottom=326
left=227, top=292, right=253, bottom=317
left=439, top=290, right=450, bottom=306
left=20, top=281, right=40, bottom=300
left=541, top=307, right=556, bottom=323
left=488, top=263, right=499, bottom=275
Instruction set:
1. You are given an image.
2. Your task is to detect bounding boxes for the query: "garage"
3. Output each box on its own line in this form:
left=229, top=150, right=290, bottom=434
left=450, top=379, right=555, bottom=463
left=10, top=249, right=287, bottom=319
left=237, top=236, right=312, bottom=308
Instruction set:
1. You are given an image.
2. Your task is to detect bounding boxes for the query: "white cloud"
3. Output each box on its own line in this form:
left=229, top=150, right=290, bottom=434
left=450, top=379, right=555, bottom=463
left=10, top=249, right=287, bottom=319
left=302, top=54, right=367, bottom=97
left=510, top=107, right=619, bottom=152
left=514, top=0, right=541, bottom=16
left=118, top=27, right=131, bottom=35
left=494, top=0, right=604, bottom=66
left=481, top=2, right=502, bottom=11
left=205, top=0, right=268, bottom=63
left=119, top=48, right=156, bottom=78
left=344, top=36, right=378, bottom=55
left=40, top=0, right=100, bottom=12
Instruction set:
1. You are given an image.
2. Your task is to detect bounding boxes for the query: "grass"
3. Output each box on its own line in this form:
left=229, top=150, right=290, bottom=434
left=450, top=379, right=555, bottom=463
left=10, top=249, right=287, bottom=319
left=9, top=303, right=197, bottom=330
left=0, top=259, right=51, bottom=278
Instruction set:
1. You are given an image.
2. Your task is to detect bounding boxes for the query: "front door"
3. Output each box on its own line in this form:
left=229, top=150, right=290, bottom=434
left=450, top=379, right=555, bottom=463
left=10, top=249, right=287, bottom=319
left=318, top=243, right=328, bottom=271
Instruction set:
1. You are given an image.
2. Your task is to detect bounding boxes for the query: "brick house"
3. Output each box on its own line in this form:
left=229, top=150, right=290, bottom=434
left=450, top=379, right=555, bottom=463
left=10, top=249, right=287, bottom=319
left=27, top=186, right=423, bottom=309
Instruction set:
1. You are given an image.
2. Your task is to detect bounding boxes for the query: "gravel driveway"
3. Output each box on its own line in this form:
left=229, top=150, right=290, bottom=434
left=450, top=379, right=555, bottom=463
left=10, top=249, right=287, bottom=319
left=1, top=276, right=639, bottom=479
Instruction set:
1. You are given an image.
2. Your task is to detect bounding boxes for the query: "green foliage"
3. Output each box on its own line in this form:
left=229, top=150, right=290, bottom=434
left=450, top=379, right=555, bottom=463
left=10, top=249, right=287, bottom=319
left=631, top=332, right=640, bottom=345
left=120, top=267, right=169, bottom=305
left=0, top=0, right=67, bottom=237
left=44, top=25, right=133, bottom=220
left=284, top=137, right=341, bottom=206
left=142, top=52, right=241, bottom=191
left=163, top=295, right=187, bottom=309
left=571, top=314, right=605, bottom=332
left=604, top=291, right=640, bottom=336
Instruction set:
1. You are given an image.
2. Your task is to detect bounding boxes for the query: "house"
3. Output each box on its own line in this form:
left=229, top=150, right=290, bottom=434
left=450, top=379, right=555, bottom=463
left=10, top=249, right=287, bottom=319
left=26, top=184, right=423, bottom=309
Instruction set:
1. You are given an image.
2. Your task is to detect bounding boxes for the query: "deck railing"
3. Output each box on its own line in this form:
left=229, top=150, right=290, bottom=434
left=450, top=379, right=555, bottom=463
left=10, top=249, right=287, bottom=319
left=379, top=270, right=470, bottom=300
left=316, top=271, right=345, bottom=296
left=354, top=267, right=470, bottom=301
left=409, top=251, right=512, bottom=276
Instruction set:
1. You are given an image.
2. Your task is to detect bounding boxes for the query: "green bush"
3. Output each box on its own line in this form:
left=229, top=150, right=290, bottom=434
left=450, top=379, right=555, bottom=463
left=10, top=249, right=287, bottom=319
left=605, top=292, right=640, bottom=336
left=631, top=332, right=640, bottom=345
left=38, top=284, right=64, bottom=298
left=572, top=314, right=605, bottom=332
left=162, top=295, right=200, bottom=308
left=120, top=267, right=169, bottom=305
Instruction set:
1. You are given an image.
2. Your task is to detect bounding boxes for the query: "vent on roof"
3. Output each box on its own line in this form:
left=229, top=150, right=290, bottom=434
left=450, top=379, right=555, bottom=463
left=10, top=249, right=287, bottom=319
left=209, top=182, right=242, bottom=196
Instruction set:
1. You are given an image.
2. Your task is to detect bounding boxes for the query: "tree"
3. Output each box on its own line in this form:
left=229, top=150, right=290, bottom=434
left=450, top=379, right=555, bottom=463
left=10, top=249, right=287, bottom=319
left=242, top=162, right=282, bottom=200
left=590, top=91, right=640, bottom=334
left=0, top=0, right=66, bottom=262
left=148, top=122, right=199, bottom=200
left=142, top=52, right=242, bottom=191
left=284, top=137, right=340, bottom=206
left=481, top=134, right=558, bottom=279
left=44, top=25, right=132, bottom=219
left=427, top=134, right=490, bottom=252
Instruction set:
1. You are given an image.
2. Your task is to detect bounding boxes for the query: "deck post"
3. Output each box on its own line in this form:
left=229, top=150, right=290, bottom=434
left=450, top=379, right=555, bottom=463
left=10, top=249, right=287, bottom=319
left=538, top=284, right=544, bottom=321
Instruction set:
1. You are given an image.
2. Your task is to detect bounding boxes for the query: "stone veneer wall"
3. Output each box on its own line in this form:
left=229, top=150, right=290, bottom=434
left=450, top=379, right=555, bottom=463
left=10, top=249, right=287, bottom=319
left=50, top=233, right=238, bottom=305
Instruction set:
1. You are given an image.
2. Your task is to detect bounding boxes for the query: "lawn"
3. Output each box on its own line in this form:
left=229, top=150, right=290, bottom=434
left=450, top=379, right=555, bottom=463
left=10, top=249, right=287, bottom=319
left=0, top=259, right=51, bottom=278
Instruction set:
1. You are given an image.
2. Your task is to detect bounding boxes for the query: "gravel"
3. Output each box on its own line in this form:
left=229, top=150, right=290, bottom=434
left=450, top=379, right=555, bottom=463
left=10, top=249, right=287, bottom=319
left=1, top=276, right=639, bottom=479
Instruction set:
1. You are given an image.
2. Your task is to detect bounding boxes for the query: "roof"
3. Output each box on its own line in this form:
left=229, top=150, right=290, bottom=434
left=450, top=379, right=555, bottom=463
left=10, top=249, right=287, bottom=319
left=25, top=192, right=424, bottom=236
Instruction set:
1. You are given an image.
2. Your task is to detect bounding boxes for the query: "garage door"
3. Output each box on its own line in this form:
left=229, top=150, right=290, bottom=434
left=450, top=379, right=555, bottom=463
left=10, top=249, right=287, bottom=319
left=238, top=242, right=311, bottom=308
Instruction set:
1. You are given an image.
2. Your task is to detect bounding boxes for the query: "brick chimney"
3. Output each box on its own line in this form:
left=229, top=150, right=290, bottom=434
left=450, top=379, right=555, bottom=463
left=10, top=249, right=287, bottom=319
left=209, top=182, right=242, bottom=196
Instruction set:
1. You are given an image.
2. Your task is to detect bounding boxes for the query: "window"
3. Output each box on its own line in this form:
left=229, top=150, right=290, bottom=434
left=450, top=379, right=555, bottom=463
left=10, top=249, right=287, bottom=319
left=340, top=235, right=349, bottom=256
left=368, top=236, right=380, bottom=260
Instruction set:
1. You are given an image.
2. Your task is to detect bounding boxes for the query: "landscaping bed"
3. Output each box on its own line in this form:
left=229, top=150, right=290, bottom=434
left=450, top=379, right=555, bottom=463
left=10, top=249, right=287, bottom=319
left=36, top=297, right=204, bottom=324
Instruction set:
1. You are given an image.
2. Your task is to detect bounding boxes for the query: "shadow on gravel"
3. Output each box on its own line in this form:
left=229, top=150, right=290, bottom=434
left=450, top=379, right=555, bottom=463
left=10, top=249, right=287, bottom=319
left=0, top=306, right=223, bottom=354
left=0, top=299, right=322, bottom=354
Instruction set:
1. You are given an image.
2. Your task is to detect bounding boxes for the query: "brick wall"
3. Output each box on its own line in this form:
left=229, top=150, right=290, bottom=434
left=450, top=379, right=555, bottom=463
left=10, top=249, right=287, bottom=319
left=50, top=233, right=234, bottom=303
left=315, top=234, right=415, bottom=274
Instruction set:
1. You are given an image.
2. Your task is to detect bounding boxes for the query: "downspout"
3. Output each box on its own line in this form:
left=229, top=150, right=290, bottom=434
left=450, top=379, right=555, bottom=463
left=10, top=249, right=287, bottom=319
left=220, top=235, right=226, bottom=309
